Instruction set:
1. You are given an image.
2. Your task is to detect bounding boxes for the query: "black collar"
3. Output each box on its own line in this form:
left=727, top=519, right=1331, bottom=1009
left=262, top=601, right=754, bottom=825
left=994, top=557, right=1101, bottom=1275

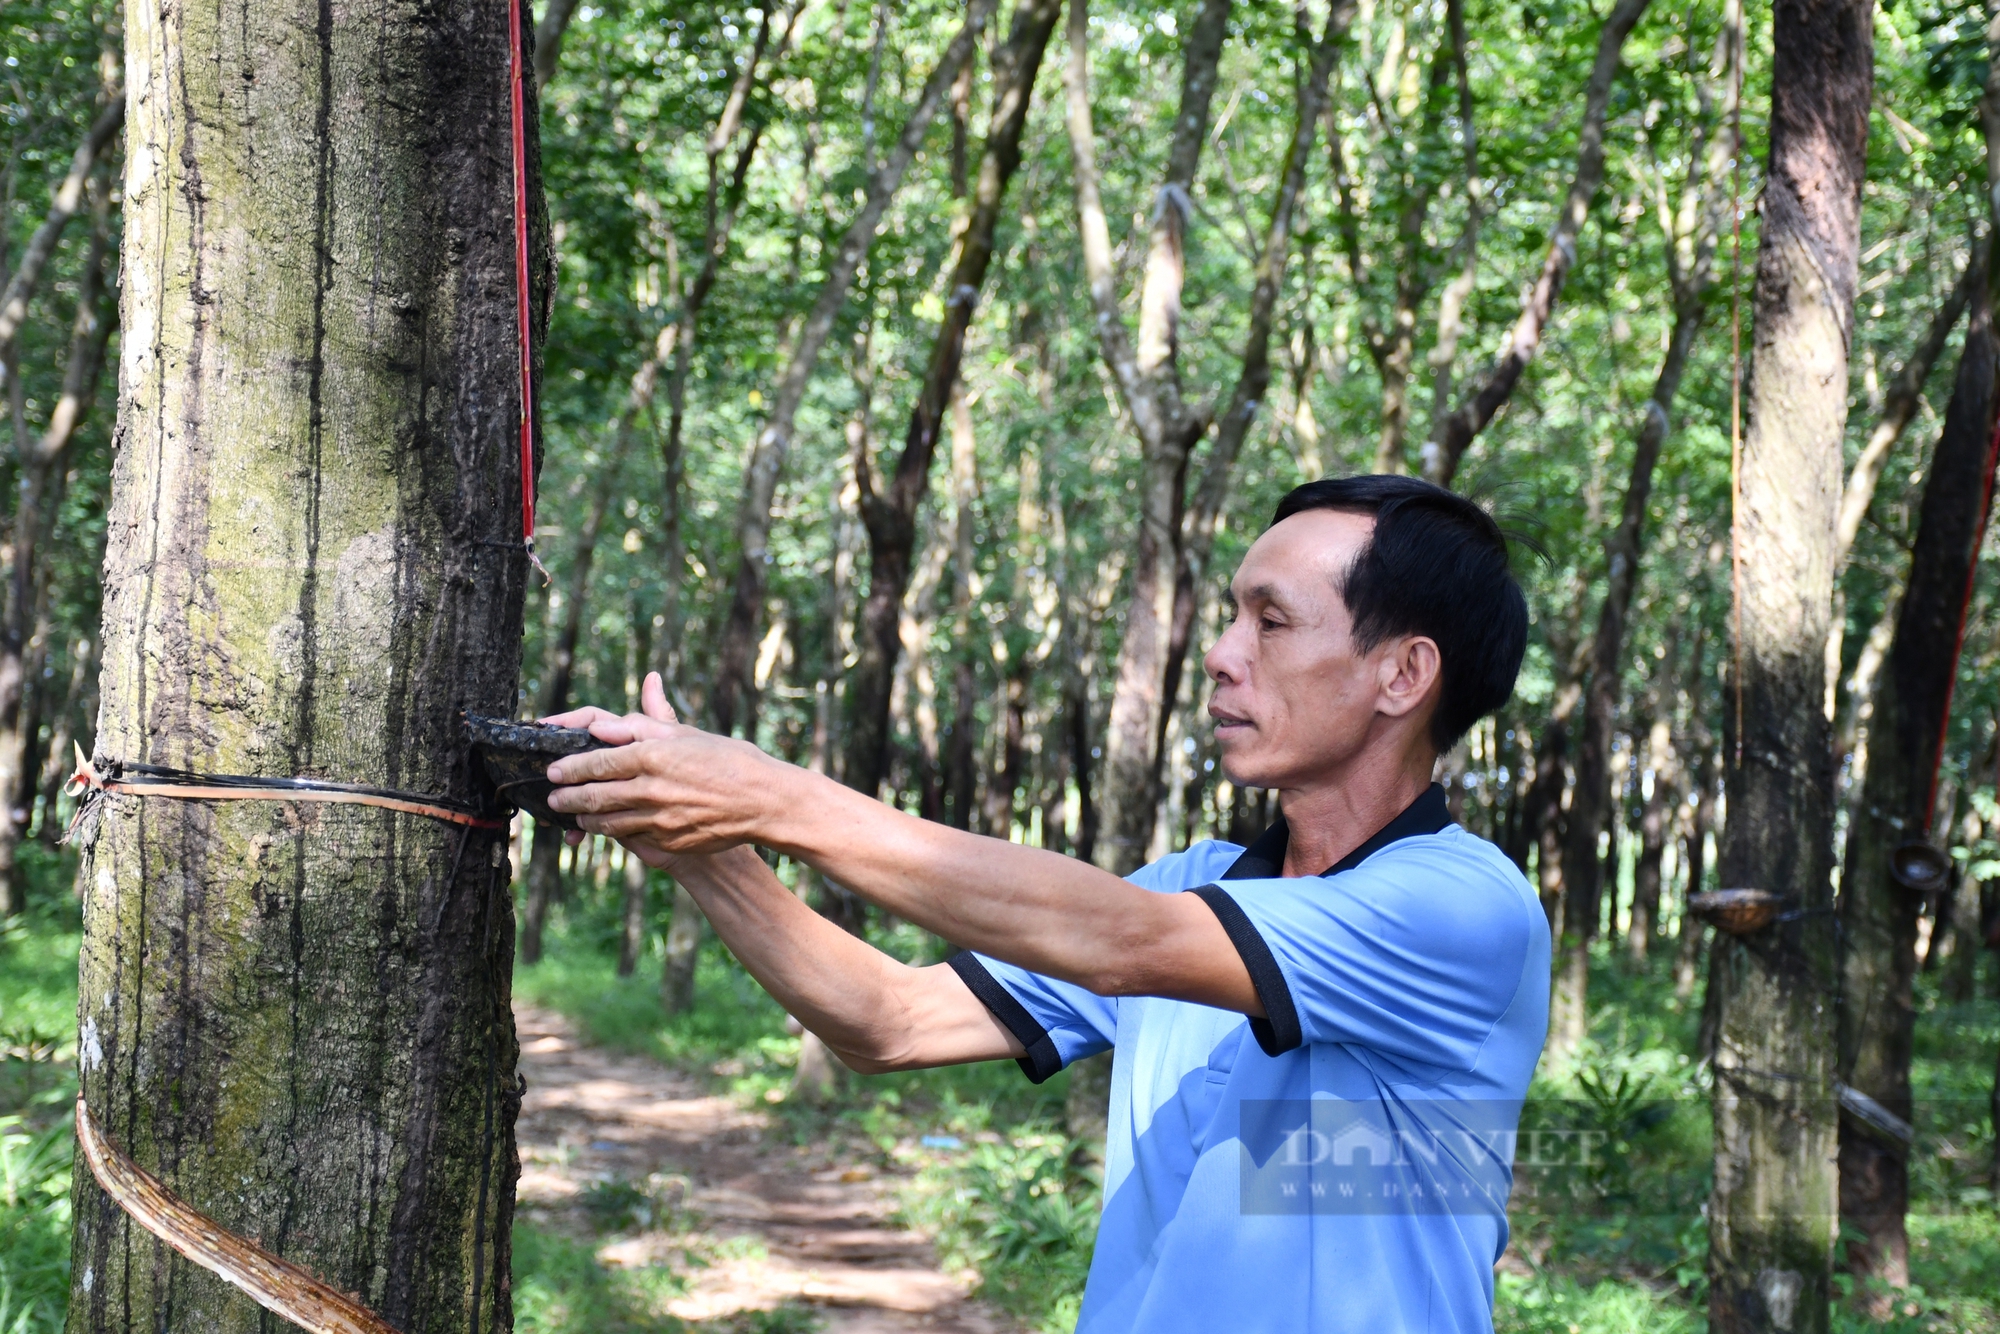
left=1221, top=783, right=1453, bottom=880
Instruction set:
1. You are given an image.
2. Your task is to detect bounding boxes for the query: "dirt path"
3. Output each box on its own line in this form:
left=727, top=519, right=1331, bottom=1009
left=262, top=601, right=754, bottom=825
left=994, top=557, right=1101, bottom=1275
left=513, top=1002, right=1021, bottom=1333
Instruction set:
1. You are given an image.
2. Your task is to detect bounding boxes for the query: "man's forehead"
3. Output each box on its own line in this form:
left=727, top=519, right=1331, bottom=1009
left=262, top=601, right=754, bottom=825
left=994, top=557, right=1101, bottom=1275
left=1231, top=509, right=1372, bottom=596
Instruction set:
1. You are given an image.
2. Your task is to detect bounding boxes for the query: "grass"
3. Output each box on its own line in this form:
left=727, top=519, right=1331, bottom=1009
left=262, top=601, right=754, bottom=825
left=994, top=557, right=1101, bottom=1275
left=0, top=846, right=82, bottom=1334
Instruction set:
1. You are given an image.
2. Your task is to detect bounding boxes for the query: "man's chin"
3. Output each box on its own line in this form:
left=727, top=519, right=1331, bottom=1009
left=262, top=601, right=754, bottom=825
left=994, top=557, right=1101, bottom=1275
left=1215, top=746, right=1281, bottom=793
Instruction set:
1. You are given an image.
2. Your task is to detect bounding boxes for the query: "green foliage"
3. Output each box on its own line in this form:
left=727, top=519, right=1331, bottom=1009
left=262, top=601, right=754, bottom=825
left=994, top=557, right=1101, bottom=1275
left=0, top=875, right=79, bottom=1334
left=1493, top=1270, right=1704, bottom=1334
left=910, top=1129, right=1098, bottom=1332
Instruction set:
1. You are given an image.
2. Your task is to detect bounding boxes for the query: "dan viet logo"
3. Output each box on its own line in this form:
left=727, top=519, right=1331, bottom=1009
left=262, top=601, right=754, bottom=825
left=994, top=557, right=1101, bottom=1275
left=1237, top=1100, right=1608, bottom=1216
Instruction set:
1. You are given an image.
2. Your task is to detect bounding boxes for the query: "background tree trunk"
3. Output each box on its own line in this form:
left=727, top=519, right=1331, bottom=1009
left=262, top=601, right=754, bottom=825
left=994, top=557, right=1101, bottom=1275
left=1835, top=250, right=2000, bottom=1310
left=845, top=0, right=1061, bottom=801
left=1554, top=23, right=1734, bottom=1038
left=520, top=346, right=659, bottom=965
left=70, top=3, right=537, bottom=1330
left=1421, top=0, right=1652, bottom=486
left=1065, top=0, right=1226, bottom=875
left=0, top=172, right=114, bottom=915
left=1708, top=3, right=1872, bottom=1329
left=712, top=0, right=997, bottom=736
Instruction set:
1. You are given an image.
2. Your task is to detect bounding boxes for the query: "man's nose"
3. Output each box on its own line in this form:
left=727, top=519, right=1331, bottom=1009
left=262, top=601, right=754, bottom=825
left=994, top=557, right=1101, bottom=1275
left=1204, top=621, right=1245, bottom=682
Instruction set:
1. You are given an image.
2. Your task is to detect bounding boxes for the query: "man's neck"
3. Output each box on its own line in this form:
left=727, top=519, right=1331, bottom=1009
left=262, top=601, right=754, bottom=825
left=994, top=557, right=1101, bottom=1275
left=1277, top=761, right=1437, bottom=878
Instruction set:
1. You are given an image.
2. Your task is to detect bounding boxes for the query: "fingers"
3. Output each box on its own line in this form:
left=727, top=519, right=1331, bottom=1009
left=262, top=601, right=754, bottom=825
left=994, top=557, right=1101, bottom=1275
left=642, top=672, right=677, bottom=724
left=539, top=705, right=622, bottom=730
left=544, top=746, right=660, bottom=793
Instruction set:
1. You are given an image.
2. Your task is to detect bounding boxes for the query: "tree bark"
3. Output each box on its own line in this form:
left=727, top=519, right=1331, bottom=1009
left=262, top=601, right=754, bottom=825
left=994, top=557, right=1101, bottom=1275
left=940, top=390, right=983, bottom=833
left=712, top=0, right=998, bottom=736
left=1820, top=259, right=1977, bottom=717
left=844, top=0, right=1061, bottom=800
left=1835, top=260, right=1976, bottom=567
left=660, top=881, right=703, bottom=1015
left=1629, top=721, right=1674, bottom=962
left=1834, top=242, right=2000, bottom=1311
left=1708, top=4, right=1872, bottom=1329
left=71, top=3, right=538, bottom=1330
left=617, top=852, right=648, bottom=978
left=657, top=9, right=802, bottom=695
left=1553, top=98, right=1731, bottom=1048
left=1077, top=0, right=1348, bottom=873
left=1421, top=0, right=1653, bottom=486
left=1677, top=747, right=1715, bottom=999
left=1425, top=0, right=1482, bottom=460
left=1325, top=25, right=1455, bottom=474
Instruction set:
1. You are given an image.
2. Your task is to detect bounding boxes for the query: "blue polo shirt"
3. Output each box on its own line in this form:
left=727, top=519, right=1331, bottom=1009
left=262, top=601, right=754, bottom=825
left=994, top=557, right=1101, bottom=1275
left=948, top=785, right=1549, bottom=1333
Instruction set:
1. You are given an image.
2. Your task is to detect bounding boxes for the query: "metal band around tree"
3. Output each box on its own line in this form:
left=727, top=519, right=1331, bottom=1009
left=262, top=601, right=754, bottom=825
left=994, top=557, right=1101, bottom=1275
left=75, top=1098, right=403, bottom=1334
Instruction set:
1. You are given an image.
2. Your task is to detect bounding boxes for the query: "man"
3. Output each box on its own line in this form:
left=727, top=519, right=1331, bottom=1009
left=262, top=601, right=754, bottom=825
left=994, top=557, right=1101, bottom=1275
left=545, top=475, right=1550, bottom=1332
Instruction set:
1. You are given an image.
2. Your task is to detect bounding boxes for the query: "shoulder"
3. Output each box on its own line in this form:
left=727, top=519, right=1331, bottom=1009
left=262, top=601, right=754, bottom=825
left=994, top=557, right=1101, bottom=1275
left=1222, top=826, right=1542, bottom=954
left=1349, top=826, right=1547, bottom=952
left=1126, top=840, right=1245, bottom=892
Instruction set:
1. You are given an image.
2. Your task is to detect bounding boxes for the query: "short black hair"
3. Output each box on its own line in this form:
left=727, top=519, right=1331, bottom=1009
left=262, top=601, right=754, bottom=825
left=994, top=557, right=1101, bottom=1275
left=1271, top=475, right=1527, bottom=752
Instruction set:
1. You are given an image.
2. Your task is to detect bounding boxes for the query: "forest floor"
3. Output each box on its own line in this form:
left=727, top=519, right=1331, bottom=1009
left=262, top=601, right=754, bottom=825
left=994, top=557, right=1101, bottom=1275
left=513, top=1000, right=1017, bottom=1334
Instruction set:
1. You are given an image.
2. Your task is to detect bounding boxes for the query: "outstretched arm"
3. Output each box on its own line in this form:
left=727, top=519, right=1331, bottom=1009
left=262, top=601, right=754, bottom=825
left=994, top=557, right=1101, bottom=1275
left=545, top=675, right=1259, bottom=1018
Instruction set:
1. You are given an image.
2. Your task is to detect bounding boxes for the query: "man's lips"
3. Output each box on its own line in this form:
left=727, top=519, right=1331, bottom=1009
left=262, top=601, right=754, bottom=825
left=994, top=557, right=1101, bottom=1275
left=1209, top=709, right=1252, bottom=730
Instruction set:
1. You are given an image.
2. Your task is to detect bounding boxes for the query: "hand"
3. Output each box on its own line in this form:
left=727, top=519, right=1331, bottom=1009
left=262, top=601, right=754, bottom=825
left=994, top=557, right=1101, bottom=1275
left=543, top=672, right=788, bottom=863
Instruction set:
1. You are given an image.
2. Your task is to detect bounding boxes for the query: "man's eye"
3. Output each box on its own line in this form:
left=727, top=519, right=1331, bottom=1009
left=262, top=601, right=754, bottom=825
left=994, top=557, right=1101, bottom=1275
left=1260, top=617, right=1281, bottom=632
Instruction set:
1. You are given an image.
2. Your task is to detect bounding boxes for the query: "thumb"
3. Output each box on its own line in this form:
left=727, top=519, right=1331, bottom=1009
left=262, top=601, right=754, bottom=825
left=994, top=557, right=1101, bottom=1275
left=642, top=671, right=678, bottom=724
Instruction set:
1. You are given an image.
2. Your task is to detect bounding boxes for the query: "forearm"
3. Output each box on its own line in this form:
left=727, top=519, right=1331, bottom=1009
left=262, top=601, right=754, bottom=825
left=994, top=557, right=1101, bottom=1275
left=665, top=846, right=1020, bottom=1071
left=754, top=766, right=1255, bottom=1012
left=667, top=847, right=916, bottom=1063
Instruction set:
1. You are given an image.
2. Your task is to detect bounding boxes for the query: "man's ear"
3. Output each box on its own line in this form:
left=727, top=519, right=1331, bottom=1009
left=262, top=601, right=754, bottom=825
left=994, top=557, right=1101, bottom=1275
left=1376, top=635, right=1443, bottom=721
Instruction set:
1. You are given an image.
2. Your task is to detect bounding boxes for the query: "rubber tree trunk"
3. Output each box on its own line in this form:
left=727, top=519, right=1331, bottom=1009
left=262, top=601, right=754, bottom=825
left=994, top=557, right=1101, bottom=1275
left=70, top=3, right=539, bottom=1331
left=1553, top=290, right=1710, bottom=1055
left=657, top=10, right=797, bottom=689
left=1835, top=266, right=2000, bottom=1310
left=844, top=0, right=1061, bottom=801
left=1326, top=29, right=1454, bottom=473
left=1158, top=10, right=1348, bottom=806
left=1708, top=3, right=1872, bottom=1328
left=1628, top=725, right=1673, bottom=961
left=660, top=880, right=703, bottom=1015
left=1064, top=0, right=1228, bottom=875
left=0, top=98, right=124, bottom=399
left=1089, top=0, right=1347, bottom=874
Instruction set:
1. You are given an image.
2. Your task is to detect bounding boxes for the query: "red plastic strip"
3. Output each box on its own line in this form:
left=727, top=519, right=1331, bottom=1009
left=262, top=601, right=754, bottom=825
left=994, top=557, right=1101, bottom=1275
left=508, top=0, right=544, bottom=576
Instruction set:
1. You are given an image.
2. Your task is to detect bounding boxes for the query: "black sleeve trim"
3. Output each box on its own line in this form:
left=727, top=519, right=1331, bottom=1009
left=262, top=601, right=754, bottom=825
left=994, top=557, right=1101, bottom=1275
left=1191, top=885, right=1303, bottom=1057
left=946, top=950, right=1066, bottom=1085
